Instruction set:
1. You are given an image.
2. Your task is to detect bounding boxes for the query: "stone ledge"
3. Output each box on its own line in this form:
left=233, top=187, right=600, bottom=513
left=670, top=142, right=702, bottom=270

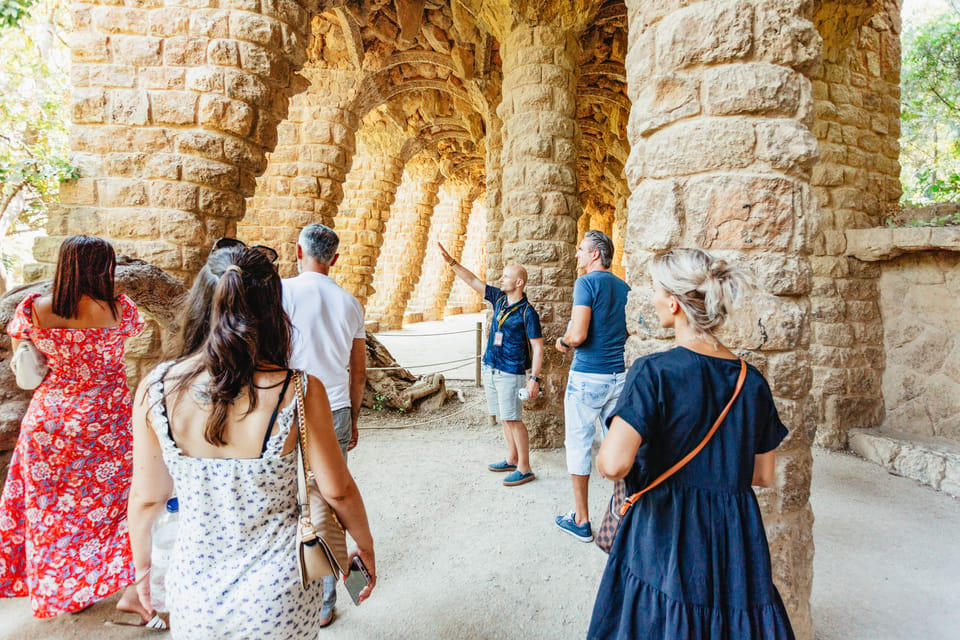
left=846, top=226, right=960, bottom=261
left=848, top=428, right=960, bottom=497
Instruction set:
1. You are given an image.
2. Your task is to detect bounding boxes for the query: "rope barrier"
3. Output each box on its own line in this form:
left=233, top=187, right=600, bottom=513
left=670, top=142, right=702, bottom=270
left=374, top=329, right=478, bottom=337
left=367, top=356, right=477, bottom=372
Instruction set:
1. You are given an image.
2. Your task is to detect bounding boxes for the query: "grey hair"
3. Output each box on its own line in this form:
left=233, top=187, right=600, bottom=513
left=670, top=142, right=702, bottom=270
left=584, top=230, right=614, bottom=269
left=298, top=224, right=339, bottom=264
left=648, top=248, right=753, bottom=336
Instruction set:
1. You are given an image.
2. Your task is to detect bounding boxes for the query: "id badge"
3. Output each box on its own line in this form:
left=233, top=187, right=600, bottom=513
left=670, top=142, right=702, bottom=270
left=493, top=331, right=504, bottom=346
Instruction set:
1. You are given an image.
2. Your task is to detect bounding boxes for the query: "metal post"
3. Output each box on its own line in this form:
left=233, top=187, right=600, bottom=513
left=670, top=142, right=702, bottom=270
left=475, top=321, right=482, bottom=387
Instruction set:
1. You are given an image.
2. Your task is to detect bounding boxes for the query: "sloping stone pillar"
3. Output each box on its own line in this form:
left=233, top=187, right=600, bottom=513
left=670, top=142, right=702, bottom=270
left=50, top=1, right=309, bottom=282
left=408, top=180, right=478, bottom=320
left=483, top=112, right=505, bottom=276
left=240, top=69, right=361, bottom=276
left=611, top=193, right=627, bottom=279
left=367, top=157, right=443, bottom=329
left=497, top=23, right=581, bottom=447
left=449, top=198, right=487, bottom=313
left=334, top=138, right=405, bottom=306
left=621, top=0, right=819, bottom=637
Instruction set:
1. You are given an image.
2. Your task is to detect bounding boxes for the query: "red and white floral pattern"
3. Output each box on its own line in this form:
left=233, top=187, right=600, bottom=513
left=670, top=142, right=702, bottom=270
left=1, top=293, right=144, bottom=617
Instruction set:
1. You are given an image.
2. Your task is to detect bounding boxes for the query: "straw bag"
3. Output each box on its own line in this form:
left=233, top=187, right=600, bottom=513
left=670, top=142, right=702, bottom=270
left=293, top=371, right=350, bottom=587
left=596, top=359, right=747, bottom=553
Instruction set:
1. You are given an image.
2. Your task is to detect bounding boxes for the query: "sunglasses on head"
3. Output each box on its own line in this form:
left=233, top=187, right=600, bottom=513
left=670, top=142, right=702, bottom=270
left=210, top=238, right=279, bottom=264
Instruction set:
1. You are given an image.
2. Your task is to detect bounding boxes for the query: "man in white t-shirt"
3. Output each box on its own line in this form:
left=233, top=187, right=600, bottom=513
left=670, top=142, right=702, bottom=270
left=282, top=223, right=366, bottom=627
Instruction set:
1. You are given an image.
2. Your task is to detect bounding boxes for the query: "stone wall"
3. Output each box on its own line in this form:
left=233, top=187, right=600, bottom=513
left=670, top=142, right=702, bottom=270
left=879, top=250, right=960, bottom=441
left=809, top=0, right=901, bottom=449
left=846, top=227, right=960, bottom=443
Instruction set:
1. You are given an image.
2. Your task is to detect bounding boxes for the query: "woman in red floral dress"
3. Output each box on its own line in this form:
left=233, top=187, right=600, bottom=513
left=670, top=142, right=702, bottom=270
left=0, top=235, right=147, bottom=619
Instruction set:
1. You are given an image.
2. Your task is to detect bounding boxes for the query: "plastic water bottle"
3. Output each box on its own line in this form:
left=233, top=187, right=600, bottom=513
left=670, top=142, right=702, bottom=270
left=150, top=497, right=179, bottom=614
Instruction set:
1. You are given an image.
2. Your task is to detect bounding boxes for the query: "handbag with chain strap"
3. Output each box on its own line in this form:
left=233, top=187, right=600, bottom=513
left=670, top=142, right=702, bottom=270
left=292, top=370, right=350, bottom=587
left=596, top=359, right=747, bottom=553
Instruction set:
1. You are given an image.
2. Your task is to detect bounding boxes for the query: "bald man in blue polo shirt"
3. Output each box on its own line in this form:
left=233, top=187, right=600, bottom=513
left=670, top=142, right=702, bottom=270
left=438, top=242, right=544, bottom=487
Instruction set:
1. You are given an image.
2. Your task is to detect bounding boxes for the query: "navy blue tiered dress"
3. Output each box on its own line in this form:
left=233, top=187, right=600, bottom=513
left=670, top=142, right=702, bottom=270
left=588, top=348, right=795, bottom=640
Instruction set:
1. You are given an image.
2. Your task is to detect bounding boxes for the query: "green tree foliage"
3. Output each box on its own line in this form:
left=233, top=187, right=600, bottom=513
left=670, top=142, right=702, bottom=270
left=901, top=7, right=960, bottom=204
left=0, top=0, right=74, bottom=245
left=0, top=0, right=39, bottom=30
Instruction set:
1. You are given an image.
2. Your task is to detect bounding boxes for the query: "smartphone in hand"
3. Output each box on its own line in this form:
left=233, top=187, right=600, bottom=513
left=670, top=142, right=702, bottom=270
left=343, top=556, right=371, bottom=606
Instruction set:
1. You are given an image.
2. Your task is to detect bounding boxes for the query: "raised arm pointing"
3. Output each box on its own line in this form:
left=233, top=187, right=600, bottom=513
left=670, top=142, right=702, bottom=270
left=438, top=242, right=485, bottom=294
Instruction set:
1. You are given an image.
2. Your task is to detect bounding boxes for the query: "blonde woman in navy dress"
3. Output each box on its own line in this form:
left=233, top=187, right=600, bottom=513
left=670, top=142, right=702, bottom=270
left=589, top=249, right=794, bottom=639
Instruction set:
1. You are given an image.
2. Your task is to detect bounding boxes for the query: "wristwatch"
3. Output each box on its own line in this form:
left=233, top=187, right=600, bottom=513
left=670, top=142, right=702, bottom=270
left=559, top=338, right=571, bottom=349
left=529, top=375, right=541, bottom=383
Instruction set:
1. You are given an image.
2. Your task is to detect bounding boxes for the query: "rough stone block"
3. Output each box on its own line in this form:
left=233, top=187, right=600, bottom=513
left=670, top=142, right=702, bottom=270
left=645, top=118, right=755, bottom=177
left=110, top=35, right=163, bottom=67
left=190, top=9, right=230, bottom=38
left=755, top=11, right=820, bottom=72
left=92, top=6, right=148, bottom=35
left=625, top=179, right=681, bottom=250
left=683, top=173, right=799, bottom=250
left=704, top=63, right=802, bottom=116
left=185, top=67, right=224, bottom=93
left=148, top=7, right=191, bottom=36
left=103, top=208, right=158, bottom=239
left=182, top=156, right=239, bottom=190
left=98, top=179, right=149, bottom=207
left=656, top=1, right=753, bottom=71
left=229, top=12, right=282, bottom=48
left=140, top=67, right=186, bottom=90
left=87, top=64, right=137, bottom=88
left=72, top=89, right=107, bottom=124
left=150, top=91, right=198, bottom=125
left=198, top=94, right=255, bottom=136
left=632, top=73, right=700, bottom=135
left=150, top=180, right=199, bottom=211
left=70, top=33, right=110, bottom=63
left=164, top=36, right=208, bottom=66
left=756, top=120, right=819, bottom=173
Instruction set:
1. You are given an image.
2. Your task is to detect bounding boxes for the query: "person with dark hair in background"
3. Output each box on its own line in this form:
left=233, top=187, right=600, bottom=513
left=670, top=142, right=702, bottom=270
left=554, top=230, right=630, bottom=542
left=588, top=248, right=794, bottom=640
left=283, top=223, right=366, bottom=627
left=0, top=235, right=148, bottom=620
left=127, top=246, right=375, bottom=639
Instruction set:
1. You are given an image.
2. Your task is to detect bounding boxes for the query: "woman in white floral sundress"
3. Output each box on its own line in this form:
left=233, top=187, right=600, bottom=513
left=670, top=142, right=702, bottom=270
left=127, top=246, right=376, bottom=639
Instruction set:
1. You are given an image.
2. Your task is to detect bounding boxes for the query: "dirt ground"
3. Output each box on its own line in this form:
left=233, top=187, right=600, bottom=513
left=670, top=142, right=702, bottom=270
left=1, top=386, right=611, bottom=640
left=4, top=312, right=960, bottom=639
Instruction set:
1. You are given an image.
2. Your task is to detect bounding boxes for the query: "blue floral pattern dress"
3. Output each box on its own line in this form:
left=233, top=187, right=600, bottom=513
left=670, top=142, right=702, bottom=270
left=146, top=362, right=325, bottom=640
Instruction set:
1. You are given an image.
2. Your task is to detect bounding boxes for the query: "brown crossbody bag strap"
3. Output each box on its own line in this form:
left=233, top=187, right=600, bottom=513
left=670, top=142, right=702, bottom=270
left=618, top=358, right=747, bottom=517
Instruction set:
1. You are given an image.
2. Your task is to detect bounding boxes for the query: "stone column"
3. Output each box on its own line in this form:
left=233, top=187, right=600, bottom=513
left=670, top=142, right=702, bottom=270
left=366, top=157, right=442, bottom=329
left=449, top=199, right=487, bottom=313
left=622, top=0, right=820, bottom=636
left=432, top=183, right=481, bottom=317
left=483, top=112, right=505, bottom=277
left=577, top=209, right=591, bottom=241
left=496, top=23, right=581, bottom=446
left=611, top=193, right=628, bottom=279
left=333, top=140, right=405, bottom=306
left=809, top=1, right=899, bottom=449
left=408, top=181, right=480, bottom=319
left=240, top=70, right=361, bottom=276
left=50, top=0, right=309, bottom=283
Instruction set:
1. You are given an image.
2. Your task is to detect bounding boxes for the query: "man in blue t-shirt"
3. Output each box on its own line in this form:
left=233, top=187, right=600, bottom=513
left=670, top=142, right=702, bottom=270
left=554, top=230, right=630, bottom=542
left=438, top=242, right=544, bottom=487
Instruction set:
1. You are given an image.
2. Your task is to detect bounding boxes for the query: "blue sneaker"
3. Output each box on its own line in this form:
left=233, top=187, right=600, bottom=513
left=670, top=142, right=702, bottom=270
left=488, top=460, right=517, bottom=473
left=555, top=511, right=593, bottom=542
